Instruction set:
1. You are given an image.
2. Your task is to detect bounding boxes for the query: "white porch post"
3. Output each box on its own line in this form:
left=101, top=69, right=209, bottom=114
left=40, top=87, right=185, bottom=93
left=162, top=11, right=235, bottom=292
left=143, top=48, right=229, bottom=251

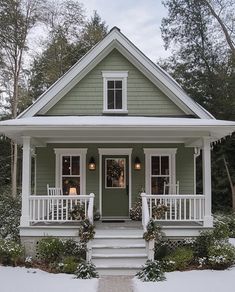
left=202, top=137, right=213, bottom=227
left=20, top=136, right=31, bottom=227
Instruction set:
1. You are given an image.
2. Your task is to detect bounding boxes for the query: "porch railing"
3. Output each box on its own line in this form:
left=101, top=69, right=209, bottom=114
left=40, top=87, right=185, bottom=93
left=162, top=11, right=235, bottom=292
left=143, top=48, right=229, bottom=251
left=29, top=193, right=95, bottom=224
left=141, top=193, right=205, bottom=230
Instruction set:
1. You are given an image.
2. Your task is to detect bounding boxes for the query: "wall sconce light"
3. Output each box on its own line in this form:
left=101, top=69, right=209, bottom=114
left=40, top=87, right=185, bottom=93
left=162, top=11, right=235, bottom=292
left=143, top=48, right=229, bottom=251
left=69, top=187, right=77, bottom=195
left=134, top=157, right=141, bottom=170
left=88, top=157, right=96, bottom=170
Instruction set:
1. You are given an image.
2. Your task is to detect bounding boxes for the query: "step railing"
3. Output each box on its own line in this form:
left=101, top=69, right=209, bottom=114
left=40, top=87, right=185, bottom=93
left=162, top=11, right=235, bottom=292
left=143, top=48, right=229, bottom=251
left=141, top=193, right=205, bottom=228
left=29, top=193, right=95, bottom=224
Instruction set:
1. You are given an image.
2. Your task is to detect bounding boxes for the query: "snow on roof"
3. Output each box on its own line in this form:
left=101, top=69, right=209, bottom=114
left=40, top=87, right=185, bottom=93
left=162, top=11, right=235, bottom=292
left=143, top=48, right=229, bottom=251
left=0, top=116, right=234, bottom=128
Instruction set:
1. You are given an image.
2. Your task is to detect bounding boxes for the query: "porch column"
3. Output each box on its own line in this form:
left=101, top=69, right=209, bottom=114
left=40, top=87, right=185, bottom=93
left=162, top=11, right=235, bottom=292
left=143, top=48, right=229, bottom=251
left=20, top=136, right=31, bottom=227
left=202, top=137, right=213, bottom=227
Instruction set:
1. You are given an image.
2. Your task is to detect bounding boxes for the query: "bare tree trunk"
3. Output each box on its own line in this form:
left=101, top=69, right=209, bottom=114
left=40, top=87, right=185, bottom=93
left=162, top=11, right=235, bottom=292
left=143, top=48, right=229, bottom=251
left=223, top=156, right=235, bottom=211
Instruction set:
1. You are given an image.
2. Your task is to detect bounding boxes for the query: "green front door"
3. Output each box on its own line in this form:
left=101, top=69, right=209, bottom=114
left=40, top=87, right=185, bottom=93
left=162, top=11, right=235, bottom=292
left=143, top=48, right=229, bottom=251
left=102, top=155, right=129, bottom=217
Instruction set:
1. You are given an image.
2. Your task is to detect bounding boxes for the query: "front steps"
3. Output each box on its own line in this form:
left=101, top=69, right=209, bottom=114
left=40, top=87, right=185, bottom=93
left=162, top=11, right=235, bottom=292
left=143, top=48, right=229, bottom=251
left=91, top=224, right=148, bottom=275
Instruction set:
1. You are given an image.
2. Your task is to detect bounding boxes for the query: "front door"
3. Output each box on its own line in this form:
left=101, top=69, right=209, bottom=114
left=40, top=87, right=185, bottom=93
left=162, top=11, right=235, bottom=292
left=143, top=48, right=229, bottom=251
left=102, top=155, right=129, bottom=217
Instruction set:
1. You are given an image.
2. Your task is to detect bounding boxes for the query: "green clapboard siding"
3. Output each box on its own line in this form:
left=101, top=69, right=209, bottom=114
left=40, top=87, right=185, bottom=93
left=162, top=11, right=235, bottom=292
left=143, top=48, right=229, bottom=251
left=35, top=143, right=195, bottom=211
left=46, top=49, right=185, bottom=116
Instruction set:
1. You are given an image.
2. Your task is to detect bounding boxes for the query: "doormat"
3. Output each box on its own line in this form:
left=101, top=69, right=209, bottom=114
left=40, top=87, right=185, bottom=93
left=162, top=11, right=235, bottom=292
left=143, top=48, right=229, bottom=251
left=101, top=220, right=125, bottom=223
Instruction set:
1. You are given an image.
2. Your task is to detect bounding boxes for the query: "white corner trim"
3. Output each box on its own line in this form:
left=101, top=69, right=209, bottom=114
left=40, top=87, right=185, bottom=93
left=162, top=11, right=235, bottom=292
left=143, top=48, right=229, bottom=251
left=54, top=148, right=87, bottom=195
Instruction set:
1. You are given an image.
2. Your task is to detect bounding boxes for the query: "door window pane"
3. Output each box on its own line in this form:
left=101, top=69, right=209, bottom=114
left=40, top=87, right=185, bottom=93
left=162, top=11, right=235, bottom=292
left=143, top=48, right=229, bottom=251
left=106, top=158, right=125, bottom=188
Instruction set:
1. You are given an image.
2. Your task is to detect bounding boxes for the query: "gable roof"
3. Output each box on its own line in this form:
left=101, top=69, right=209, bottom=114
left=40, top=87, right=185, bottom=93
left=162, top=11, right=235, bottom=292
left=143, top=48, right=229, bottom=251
left=18, top=27, right=214, bottom=119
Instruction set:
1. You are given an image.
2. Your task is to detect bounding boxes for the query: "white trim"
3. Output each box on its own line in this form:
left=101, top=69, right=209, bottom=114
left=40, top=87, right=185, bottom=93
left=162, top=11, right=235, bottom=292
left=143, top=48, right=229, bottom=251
left=54, top=148, right=87, bottom=195
left=102, top=71, right=128, bottom=113
left=17, top=28, right=213, bottom=119
left=98, top=148, right=132, bottom=217
left=144, top=148, right=177, bottom=194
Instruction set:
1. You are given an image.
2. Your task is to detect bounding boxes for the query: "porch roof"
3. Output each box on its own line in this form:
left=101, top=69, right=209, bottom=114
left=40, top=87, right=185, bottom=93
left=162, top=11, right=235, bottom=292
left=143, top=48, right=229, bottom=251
left=0, top=116, right=234, bottom=146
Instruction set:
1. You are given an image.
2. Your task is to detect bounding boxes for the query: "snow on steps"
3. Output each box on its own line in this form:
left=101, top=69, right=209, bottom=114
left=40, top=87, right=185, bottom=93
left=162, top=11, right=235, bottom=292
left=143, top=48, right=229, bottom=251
left=91, top=230, right=147, bottom=276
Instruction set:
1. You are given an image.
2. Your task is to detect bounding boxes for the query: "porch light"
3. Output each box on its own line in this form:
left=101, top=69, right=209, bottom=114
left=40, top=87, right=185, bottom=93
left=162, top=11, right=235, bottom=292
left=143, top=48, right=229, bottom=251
left=88, top=157, right=96, bottom=170
left=134, top=157, right=141, bottom=170
left=69, top=187, right=77, bottom=195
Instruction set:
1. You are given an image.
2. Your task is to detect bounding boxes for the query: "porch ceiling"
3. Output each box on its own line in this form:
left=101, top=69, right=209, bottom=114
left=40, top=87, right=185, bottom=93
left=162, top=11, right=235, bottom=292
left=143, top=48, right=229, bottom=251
left=0, top=116, right=235, bottom=146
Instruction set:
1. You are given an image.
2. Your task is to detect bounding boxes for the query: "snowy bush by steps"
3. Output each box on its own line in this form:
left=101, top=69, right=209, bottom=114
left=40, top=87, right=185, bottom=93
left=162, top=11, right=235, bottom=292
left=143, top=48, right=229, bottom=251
left=74, top=261, right=98, bottom=279
left=0, top=239, right=24, bottom=266
left=208, top=242, right=235, bottom=269
left=136, top=260, right=166, bottom=282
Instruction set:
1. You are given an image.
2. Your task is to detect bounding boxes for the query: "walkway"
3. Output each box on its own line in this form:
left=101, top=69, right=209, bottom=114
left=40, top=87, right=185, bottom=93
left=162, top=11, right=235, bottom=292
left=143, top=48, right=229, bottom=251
left=98, top=276, right=133, bottom=292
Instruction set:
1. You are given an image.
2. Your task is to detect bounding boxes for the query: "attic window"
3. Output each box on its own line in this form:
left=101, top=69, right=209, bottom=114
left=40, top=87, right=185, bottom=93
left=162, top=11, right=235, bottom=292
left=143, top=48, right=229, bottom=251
left=102, top=71, right=128, bottom=113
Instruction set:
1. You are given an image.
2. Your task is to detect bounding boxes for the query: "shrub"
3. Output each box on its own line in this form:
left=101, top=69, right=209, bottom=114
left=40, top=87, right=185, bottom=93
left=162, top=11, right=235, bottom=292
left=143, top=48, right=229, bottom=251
left=164, top=247, right=194, bottom=271
left=213, top=221, right=230, bottom=241
left=78, top=219, right=95, bottom=243
left=57, top=256, right=79, bottom=274
left=36, top=237, right=64, bottom=263
left=208, top=242, right=235, bottom=270
left=143, top=219, right=163, bottom=242
left=194, top=230, right=214, bottom=258
left=214, top=213, right=235, bottom=238
left=0, top=187, right=21, bottom=241
left=136, top=260, right=166, bottom=282
left=74, top=260, right=98, bottom=279
left=154, top=241, right=171, bottom=260
left=130, top=195, right=142, bottom=221
left=0, top=239, right=24, bottom=266
left=70, top=204, right=85, bottom=220
left=62, top=239, right=86, bottom=260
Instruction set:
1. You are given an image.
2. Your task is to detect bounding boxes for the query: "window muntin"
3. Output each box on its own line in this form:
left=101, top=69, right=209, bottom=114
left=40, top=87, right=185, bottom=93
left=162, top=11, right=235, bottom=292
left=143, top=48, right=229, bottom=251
left=105, top=158, right=126, bottom=189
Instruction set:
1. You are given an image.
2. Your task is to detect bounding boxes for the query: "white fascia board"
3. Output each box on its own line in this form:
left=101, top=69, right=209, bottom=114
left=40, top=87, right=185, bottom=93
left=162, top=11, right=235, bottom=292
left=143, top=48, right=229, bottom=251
left=17, top=28, right=214, bottom=119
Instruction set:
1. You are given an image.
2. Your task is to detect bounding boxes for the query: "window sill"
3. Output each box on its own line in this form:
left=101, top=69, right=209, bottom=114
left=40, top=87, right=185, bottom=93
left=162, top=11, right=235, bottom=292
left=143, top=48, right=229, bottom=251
left=103, top=110, right=128, bottom=115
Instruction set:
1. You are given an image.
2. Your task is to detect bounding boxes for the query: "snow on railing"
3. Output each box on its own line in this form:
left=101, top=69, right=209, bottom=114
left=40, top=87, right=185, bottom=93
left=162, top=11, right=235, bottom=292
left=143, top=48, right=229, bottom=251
left=141, top=194, right=205, bottom=223
left=29, top=193, right=95, bottom=223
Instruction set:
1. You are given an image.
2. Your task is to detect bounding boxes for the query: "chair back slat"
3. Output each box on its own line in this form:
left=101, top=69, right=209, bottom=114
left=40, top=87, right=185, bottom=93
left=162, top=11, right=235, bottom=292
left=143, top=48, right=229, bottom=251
left=47, top=184, right=63, bottom=196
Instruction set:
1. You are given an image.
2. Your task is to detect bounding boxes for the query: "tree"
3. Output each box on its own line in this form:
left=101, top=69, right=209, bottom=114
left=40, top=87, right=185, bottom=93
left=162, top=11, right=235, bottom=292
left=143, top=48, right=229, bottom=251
left=161, top=0, right=235, bottom=210
left=0, top=0, right=45, bottom=197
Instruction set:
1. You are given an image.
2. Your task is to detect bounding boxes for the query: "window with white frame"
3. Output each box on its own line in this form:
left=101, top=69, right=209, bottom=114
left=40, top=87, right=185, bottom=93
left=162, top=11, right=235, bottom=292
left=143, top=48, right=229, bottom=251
left=54, top=149, right=87, bottom=196
left=144, top=149, right=177, bottom=195
left=102, top=71, right=128, bottom=112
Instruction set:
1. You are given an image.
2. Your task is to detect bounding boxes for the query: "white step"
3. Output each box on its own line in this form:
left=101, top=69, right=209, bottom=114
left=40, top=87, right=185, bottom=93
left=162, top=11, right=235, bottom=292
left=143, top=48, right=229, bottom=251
left=92, top=236, right=145, bottom=245
left=92, top=245, right=146, bottom=255
left=92, top=254, right=147, bottom=266
left=96, top=266, right=141, bottom=276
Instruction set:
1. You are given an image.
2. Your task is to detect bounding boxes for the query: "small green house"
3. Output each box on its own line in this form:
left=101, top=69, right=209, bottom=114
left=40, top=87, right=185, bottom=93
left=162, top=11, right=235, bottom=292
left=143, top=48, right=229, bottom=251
left=1, top=27, right=235, bottom=274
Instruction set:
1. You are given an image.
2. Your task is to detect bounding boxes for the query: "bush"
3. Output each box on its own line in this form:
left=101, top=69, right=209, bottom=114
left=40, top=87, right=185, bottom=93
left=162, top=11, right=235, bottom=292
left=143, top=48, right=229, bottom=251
left=36, top=237, right=64, bottom=263
left=57, top=256, right=79, bottom=274
left=136, top=260, right=166, bottom=282
left=0, top=239, right=24, bottom=266
left=78, top=219, right=95, bottom=243
left=208, top=242, right=235, bottom=270
left=164, top=247, right=194, bottom=271
left=74, top=260, right=98, bottom=279
left=214, top=213, right=235, bottom=238
left=143, top=219, right=163, bottom=242
left=130, top=195, right=142, bottom=221
left=62, top=239, right=86, bottom=260
left=0, top=187, right=21, bottom=241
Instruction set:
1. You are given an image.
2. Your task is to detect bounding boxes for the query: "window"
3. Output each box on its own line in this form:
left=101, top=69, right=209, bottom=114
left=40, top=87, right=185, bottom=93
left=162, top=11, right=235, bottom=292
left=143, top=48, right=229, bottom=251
left=102, top=71, right=128, bottom=113
left=54, top=149, right=87, bottom=196
left=105, top=158, right=126, bottom=188
left=144, top=149, right=177, bottom=195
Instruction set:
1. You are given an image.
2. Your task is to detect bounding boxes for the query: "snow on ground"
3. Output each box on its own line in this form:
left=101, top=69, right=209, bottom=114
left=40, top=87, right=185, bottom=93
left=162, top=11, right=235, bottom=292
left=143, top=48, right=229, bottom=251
left=0, top=266, right=98, bottom=292
left=229, top=238, right=235, bottom=246
left=133, top=267, right=235, bottom=292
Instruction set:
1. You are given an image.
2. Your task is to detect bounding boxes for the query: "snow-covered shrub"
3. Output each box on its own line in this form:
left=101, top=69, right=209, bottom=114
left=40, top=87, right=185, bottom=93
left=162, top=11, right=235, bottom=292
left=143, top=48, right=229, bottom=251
left=0, top=239, right=24, bottom=266
left=164, top=247, right=194, bottom=271
left=36, top=237, right=64, bottom=263
left=57, top=256, right=79, bottom=274
left=62, top=239, right=86, bottom=260
left=136, top=260, right=166, bottom=282
left=194, top=230, right=215, bottom=258
left=78, top=219, right=95, bottom=243
left=0, top=187, right=21, bottom=241
left=130, top=195, right=142, bottom=221
left=143, top=219, right=163, bottom=242
left=74, top=260, right=98, bottom=279
left=214, top=213, right=235, bottom=238
left=208, top=242, right=235, bottom=269
left=213, top=221, right=230, bottom=241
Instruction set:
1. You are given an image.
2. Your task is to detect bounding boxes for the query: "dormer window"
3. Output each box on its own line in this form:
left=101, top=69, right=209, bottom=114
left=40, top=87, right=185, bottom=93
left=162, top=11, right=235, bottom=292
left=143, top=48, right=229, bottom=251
left=102, top=71, right=128, bottom=113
